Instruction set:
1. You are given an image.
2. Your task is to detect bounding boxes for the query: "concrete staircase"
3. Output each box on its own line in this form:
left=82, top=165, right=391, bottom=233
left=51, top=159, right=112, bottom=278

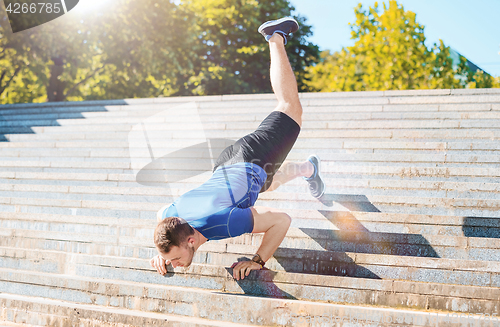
left=1, top=88, right=500, bottom=326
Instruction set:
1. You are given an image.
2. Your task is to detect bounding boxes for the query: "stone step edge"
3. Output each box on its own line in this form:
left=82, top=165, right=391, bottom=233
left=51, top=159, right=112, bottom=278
left=4, top=238, right=500, bottom=288
left=3, top=210, right=500, bottom=243
left=1, top=192, right=499, bottom=214
left=3, top=222, right=500, bottom=264
left=0, top=293, right=254, bottom=327
left=3, top=117, right=500, bottom=130
left=4, top=244, right=500, bottom=278
left=2, top=291, right=495, bottom=327
left=4, top=223, right=500, bottom=262
left=2, top=141, right=500, bottom=151
left=0, top=321, right=39, bottom=327
left=2, top=296, right=498, bottom=327
left=1, top=164, right=499, bottom=178
left=2, top=178, right=500, bottom=201
left=1, top=266, right=499, bottom=319
left=1, top=103, right=498, bottom=122
left=2, top=212, right=500, bottom=250
left=3, top=110, right=500, bottom=123
left=1, top=88, right=498, bottom=110
left=3, top=210, right=498, bottom=230
left=3, top=214, right=500, bottom=249
left=5, top=133, right=500, bottom=143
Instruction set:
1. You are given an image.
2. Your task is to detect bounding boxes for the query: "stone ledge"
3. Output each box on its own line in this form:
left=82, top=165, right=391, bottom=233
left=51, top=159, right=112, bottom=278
left=1, top=267, right=499, bottom=317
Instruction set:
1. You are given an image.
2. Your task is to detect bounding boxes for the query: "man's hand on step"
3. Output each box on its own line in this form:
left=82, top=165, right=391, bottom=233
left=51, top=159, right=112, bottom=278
left=150, top=254, right=169, bottom=275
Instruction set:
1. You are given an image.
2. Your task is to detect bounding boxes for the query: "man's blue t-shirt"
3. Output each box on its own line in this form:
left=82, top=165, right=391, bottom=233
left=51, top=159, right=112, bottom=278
left=159, top=162, right=268, bottom=240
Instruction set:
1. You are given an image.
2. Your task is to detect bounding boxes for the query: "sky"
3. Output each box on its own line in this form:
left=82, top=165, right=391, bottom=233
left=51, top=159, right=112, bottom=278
left=290, top=0, right=500, bottom=76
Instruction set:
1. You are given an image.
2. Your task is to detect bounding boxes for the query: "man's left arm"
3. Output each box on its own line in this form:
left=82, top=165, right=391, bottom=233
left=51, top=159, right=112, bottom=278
left=231, top=206, right=291, bottom=280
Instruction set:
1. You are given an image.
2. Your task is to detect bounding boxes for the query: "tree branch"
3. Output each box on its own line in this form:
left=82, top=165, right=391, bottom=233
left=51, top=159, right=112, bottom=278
left=0, top=66, right=21, bottom=95
left=0, top=69, right=8, bottom=87
left=63, top=64, right=106, bottom=100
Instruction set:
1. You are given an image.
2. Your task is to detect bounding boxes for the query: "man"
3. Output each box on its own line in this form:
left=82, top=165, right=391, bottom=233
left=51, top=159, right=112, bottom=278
left=150, top=17, right=325, bottom=281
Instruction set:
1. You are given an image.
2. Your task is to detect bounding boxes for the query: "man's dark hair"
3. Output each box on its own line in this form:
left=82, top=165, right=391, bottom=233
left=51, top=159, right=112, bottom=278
left=154, top=217, right=195, bottom=254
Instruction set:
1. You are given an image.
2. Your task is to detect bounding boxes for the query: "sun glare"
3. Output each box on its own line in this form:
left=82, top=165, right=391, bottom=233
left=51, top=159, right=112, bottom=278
left=72, top=0, right=117, bottom=14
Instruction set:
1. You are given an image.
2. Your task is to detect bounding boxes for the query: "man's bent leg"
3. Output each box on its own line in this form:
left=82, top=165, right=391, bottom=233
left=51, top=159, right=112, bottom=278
left=265, top=160, right=314, bottom=192
left=269, top=33, right=303, bottom=127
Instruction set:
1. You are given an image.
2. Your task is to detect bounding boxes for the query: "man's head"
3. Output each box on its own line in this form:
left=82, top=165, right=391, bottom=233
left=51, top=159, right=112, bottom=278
left=154, top=217, right=196, bottom=268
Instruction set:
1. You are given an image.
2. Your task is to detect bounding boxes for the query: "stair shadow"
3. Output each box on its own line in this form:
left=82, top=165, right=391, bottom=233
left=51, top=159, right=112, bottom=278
left=315, top=210, right=440, bottom=258
left=273, top=192, right=440, bottom=280
left=318, top=193, right=381, bottom=212
left=274, top=247, right=381, bottom=280
left=224, top=258, right=297, bottom=300
left=463, top=217, right=500, bottom=238
left=161, top=258, right=297, bottom=300
left=0, top=104, right=113, bottom=142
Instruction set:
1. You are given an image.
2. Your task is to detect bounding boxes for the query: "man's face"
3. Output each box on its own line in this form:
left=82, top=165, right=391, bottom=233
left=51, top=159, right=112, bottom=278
left=160, top=242, right=195, bottom=268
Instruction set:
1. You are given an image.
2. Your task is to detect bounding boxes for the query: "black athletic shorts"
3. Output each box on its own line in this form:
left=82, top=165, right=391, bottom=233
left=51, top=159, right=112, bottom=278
left=213, top=111, right=301, bottom=193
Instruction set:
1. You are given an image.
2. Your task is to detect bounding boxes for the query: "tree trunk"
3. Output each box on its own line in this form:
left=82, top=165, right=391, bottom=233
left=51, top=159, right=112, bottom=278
left=47, top=56, right=66, bottom=102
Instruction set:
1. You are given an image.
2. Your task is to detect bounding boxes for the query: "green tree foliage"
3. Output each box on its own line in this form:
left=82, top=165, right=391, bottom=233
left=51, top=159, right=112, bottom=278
left=179, top=0, right=318, bottom=95
left=0, top=0, right=319, bottom=104
left=304, top=1, right=477, bottom=92
left=467, top=44, right=500, bottom=89
left=0, top=0, right=195, bottom=103
left=466, top=70, right=500, bottom=89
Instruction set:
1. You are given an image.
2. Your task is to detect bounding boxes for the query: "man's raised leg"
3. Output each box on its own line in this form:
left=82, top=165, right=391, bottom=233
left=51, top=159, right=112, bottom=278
left=268, top=33, right=303, bottom=127
left=258, top=18, right=325, bottom=198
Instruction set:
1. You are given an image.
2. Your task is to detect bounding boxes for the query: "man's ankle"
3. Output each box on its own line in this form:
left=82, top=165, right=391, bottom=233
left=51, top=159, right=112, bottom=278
left=269, top=32, right=285, bottom=44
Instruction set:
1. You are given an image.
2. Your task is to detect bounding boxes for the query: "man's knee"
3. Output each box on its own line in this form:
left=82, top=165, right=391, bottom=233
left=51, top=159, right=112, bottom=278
left=275, top=102, right=302, bottom=126
left=278, top=101, right=302, bottom=114
left=280, top=212, right=292, bottom=227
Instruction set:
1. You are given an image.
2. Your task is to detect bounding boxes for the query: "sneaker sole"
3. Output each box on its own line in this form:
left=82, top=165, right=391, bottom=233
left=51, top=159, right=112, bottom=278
left=309, top=154, right=325, bottom=198
left=258, top=17, right=299, bottom=34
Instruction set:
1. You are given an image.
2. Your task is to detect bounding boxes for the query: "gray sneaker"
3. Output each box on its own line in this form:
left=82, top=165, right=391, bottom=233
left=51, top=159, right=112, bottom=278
left=304, top=155, right=325, bottom=198
left=258, top=17, right=299, bottom=45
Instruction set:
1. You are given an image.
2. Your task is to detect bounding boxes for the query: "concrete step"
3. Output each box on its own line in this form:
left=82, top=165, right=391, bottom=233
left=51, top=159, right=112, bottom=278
left=256, top=195, right=500, bottom=219
left=0, top=266, right=499, bottom=322
left=1, top=150, right=499, bottom=169
left=1, top=173, right=499, bottom=199
left=5, top=110, right=500, bottom=130
left=0, top=88, right=498, bottom=109
left=0, top=321, right=40, bottom=327
left=0, top=95, right=496, bottom=117
left=3, top=244, right=500, bottom=288
left=1, top=162, right=499, bottom=182
left=4, top=127, right=500, bottom=144
left=3, top=210, right=499, bottom=240
left=2, top=139, right=500, bottom=154
left=2, top=116, right=499, bottom=133
left=0, top=90, right=498, bottom=115
left=2, top=144, right=500, bottom=162
left=4, top=110, right=500, bottom=129
left=0, top=181, right=498, bottom=222
left=2, top=89, right=500, bottom=326
left=1, top=229, right=499, bottom=287
left=1, top=211, right=500, bottom=263
left=0, top=293, right=254, bottom=327
left=0, top=185, right=498, bottom=219
left=5, top=127, right=500, bottom=143
left=2, top=197, right=498, bottom=229
left=0, top=180, right=499, bottom=218
left=3, top=222, right=500, bottom=270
